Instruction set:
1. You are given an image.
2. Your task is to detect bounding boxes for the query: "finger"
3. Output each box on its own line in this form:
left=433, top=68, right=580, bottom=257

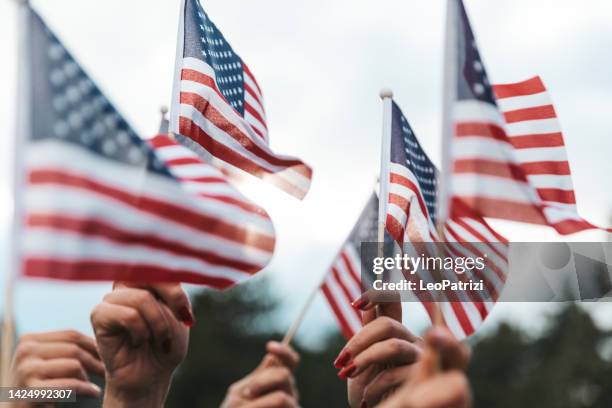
left=363, top=365, right=414, bottom=407
left=31, top=378, right=101, bottom=398
left=380, top=371, right=471, bottom=408
left=426, top=328, right=471, bottom=371
left=90, top=302, right=150, bottom=346
left=266, top=342, right=300, bottom=371
left=348, top=338, right=420, bottom=379
left=19, top=331, right=99, bottom=359
left=17, top=342, right=104, bottom=375
left=114, top=282, right=194, bottom=327
left=244, top=367, right=294, bottom=399
left=103, top=288, right=171, bottom=348
left=334, top=317, right=418, bottom=370
left=243, top=391, right=297, bottom=408
left=21, top=358, right=89, bottom=382
left=353, top=291, right=402, bottom=326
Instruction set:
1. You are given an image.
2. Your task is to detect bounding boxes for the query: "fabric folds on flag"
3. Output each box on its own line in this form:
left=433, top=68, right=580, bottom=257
left=447, top=0, right=610, bottom=235
left=321, top=194, right=379, bottom=339
left=18, top=6, right=275, bottom=289
left=383, top=101, right=508, bottom=339
left=170, top=0, right=312, bottom=199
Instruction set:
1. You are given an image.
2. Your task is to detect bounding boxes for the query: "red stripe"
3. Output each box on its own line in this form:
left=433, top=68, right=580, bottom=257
left=180, top=92, right=311, bottom=176
left=549, top=218, right=602, bottom=235
left=451, top=197, right=547, bottom=226
left=537, top=188, right=576, bottom=204
left=29, top=169, right=275, bottom=252
left=455, top=122, right=508, bottom=143
left=450, top=302, right=475, bottom=336
left=522, top=161, right=571, bottom=176
left=192, top=193, right=270, bottom=216
left=389, top=173, right=430, bottom=219
left=453, top=159, right=528, bottom=182
left=340, top=252, right=361, bottom=288
left=23, top=259, right=236, bottom=288
left=321, top=283, right=357, bottom=339
left=450, top=218, right=508, bottom=261
left=244, top=82, right=265, bottom=114
left=331, top=267, right=362, bottom=321
left=493, top=76, right=546, bottom=99
left=509, top=133, right=565, bottom=149
left=243, top=63, right=263, bottom=97
left=244, top=103, right=268, bottom=131
left=27, top=214, right=261, bottom=274
left=503, top=105, right=557, bottom=124
left=179, top=116, right=308, bottom=199
left=149, top=135, right=178, bottom=148
left=385, top=214, right=405, bottom=245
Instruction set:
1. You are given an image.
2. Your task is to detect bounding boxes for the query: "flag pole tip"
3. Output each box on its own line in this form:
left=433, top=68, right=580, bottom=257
left=160, top=106, right=169, bottom=116
left=379, top=88, right=393, bottom=100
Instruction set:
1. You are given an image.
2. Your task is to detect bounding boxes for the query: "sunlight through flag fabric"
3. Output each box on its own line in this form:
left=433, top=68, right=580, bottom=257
left=17, top=6, right=276, bottom=289
left=170, top=0, right=312, bottom=199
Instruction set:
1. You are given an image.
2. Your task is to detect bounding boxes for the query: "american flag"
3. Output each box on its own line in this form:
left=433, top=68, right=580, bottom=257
left=18, top=6, right=275, bottom=289
left=321, top=193, right=379, bottom=339
left=384, top=100, right=508, bottom=339
left=170, top=0, right=312, bottom=199
left=447, top=0, right=610, bottom=235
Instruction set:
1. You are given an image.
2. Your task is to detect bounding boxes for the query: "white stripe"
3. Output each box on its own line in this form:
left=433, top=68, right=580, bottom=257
left=182, top=57, right=217, bottom=80
left=244, top=110, right=268, bottom=138
left=245, top=91, right=267, bottom=122
left=527, top=174, right=574, bottom=191
left=514, top=146, right=568, bottom=163
left=25, top=185, right=273, bottom=264
left=23, top=229, right=253, bottom=283
left=166, top=163, right=228, bottom=179
left=452, top=174, right=540, bottom=203
left=440, top=302, right=467, bottom=339
left=243, top=69, right=264, bottom=105
left=154, top=145, right=200, bottom=161
left=453, top=100, right=506, bottom=128
left=506, top=118, right=561, bottom=137
left=453, top=138, right=518, bottom=163
left=324, top=274, right=362, bottom=334
left=333, top=258, right=361, bottom=299
left=496, top=91, right=553, bottom=113
left=387, top=203, right=408, bottom=228
left=542, top=205, right=586, bottom=224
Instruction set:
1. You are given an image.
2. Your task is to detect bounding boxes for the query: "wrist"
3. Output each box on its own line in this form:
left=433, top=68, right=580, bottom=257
left=103, top=379, right=171, bottom=408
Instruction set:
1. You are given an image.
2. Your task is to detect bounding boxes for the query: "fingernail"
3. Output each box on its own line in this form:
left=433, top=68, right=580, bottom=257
left=162, top=338, right=172, bottom=354
left=333, top=349, right=351, bottom=368
left=90, top=383, right=102, bottom=395
left=351, top=297, right=368, bottom=311
left=338, top=361, right=357, bottom=380
left=178, top=306, right=195, bottom=327
left=360, top=401, right=367, bottom=408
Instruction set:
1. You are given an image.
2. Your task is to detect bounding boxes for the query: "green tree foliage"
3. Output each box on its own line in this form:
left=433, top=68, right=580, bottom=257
left=166, top=278, right=348, bottom=408
left=469, top=304, right=612, bottom=408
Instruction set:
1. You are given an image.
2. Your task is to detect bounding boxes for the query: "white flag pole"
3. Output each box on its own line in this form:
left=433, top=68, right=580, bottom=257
left=1, top=0, right=31, bottom=387
left=378, top=89, right=393, bottom=245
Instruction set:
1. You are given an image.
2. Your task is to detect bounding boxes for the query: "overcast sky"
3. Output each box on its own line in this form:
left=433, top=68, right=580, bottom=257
left=0, top=0, right=611, bottom=346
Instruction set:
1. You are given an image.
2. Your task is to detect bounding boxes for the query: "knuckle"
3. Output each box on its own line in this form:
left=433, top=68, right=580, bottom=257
left=15, top=341, right=37, bottom=360
left=379, top=316, right=398, bottom=333
left=63, top=330, right=82, bottom=343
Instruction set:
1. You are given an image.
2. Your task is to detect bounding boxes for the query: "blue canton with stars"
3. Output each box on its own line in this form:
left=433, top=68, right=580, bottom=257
left=28, top=9, right=171, bottom=178
left=390, top=102, right=438, bottom=225
left=184, top=0, right=246, bottom=116
left=456, top=0, right=496, bottom=105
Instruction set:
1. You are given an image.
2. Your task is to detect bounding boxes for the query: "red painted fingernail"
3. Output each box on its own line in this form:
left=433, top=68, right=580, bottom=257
left=162, top=338, right=172, bottom=354
left=338, top=361, right=357, bottom=380
left=333, top=349, right=351, bottom=368
left=178, top=306, right=195, bottom=327
left=351, top=297, right=368, bottom=310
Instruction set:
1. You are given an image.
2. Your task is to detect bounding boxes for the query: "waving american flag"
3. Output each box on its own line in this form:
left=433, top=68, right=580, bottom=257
left=383, top=100, right=508, bottom=339
left=170, top=0, right=312, bottom=199
left=17, top=6, right=275, bottom=289
left=445, top=0, right=610, bottom=235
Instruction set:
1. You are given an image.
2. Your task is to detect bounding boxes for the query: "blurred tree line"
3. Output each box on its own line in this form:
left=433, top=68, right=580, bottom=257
left=166, top=278, right=612, bottom=408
